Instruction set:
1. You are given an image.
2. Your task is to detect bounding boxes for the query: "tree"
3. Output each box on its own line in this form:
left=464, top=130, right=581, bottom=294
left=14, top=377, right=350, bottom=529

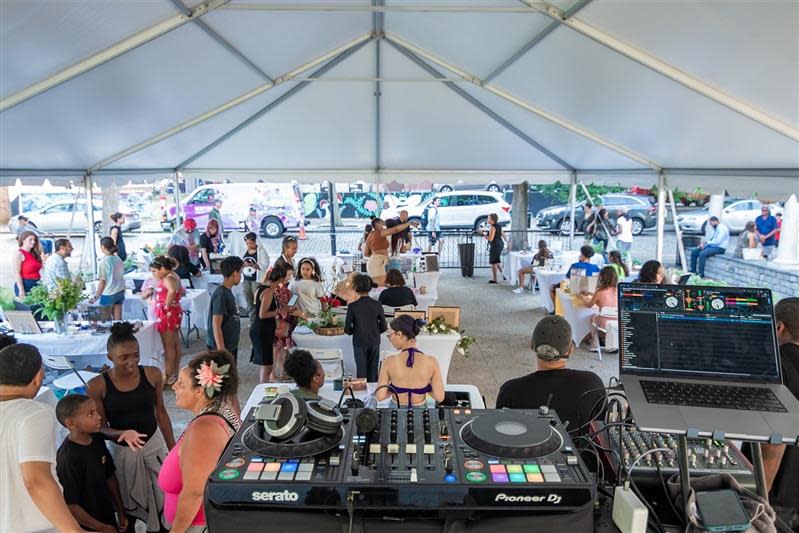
left=510, top=181, right=529, bottom=251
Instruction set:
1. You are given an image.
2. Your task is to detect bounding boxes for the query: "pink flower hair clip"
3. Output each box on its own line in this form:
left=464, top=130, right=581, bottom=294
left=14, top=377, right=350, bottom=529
left=195, top=361, right=230, bottom=398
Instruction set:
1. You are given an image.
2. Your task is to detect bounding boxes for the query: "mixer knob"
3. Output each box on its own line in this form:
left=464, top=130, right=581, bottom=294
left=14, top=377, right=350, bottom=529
left=444, top=456, right=453, bottom=474
left=720, top=455, right=728, bottom=467
left=690, top=454, right=697, bottom=468
left=722, top=444, right=729, bottom=453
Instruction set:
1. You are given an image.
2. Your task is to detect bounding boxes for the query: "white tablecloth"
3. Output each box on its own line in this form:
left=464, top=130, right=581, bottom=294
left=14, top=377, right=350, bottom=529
left=14, top=321, right=164, bottom=370
left=291, top=329, right=459, bottom=383
left=504, top=251, right=536, bottom=285
left=242, top=383, right=485, bottom=417
left=556, top=289, right=597, bottom=346
left=368, top=287, right=438, bottom=311
left=409, top=271, right=440, bottom=292
left=122, top=289, right=211, bottom=331
left=533, top=267, right=569, bottom=312
left=126, top=271, right=248, bottom=309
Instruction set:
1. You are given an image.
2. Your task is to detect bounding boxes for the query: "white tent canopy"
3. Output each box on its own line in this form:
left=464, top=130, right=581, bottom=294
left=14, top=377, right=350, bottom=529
left=1, top=0, right=798, bottom=190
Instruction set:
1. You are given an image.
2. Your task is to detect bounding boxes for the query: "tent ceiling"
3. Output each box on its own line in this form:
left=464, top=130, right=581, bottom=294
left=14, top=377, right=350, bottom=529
left=1, top=0, right=797, bottom=187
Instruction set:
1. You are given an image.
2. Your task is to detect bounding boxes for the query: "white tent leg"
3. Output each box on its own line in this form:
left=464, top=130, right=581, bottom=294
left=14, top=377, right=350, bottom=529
left=84, top=174, right=98, bottom=277
left=656, top=172, right=666, bottom=264
left=668, top=189, right=687, bottom=271
left=173, top=172, right=182, bottom=228
left=568, top=173, right=577, bottom=250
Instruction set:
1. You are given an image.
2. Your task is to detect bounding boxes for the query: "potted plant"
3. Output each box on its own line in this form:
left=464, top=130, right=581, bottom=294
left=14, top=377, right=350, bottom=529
left=423, top=316, right=476, bottom=356
left=311, top=296, right=345, bottom=336
left=25, top=276, right=86, bottom=334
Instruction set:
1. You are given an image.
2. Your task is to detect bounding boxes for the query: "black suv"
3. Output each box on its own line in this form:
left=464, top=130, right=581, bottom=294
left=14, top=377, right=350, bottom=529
left=535, top=194, right=657, bottom=236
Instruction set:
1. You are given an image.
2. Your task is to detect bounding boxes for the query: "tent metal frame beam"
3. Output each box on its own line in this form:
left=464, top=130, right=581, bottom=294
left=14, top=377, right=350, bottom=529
left=222, top=3, right=550, bottom=13
left=373, top=0, right=384, bottom=172
left=88, top=34, right=372, bottom=172
left=519, top=0, right=799, bottom=143
left=176, top=37, right=374, bottom=170
left=483, top=0, right=593, bottom=84
left=386, top=40, right=573, bottom=171
left=0, top=0, right=230, bottom=112
left=168, top=0, right=274, bottom=83
left=385, top=33, right=660, bottom=170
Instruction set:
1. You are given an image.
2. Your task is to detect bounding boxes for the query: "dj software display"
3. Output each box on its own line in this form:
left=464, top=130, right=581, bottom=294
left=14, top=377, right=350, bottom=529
left=205, top=393, right=596, bottom=531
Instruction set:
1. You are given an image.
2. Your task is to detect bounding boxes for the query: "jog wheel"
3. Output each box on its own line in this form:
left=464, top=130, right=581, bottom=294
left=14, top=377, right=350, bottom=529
left=242, top=424, right=344, bottom=458
left=460, top=411, right=562, bottom=458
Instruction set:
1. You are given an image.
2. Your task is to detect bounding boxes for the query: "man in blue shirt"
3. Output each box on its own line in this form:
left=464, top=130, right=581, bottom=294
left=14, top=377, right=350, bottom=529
left=755, top=205, right=779, bottom=258
left=565, top=245, right=602, bottom=278
left=690, top=216, right=730, bottom=277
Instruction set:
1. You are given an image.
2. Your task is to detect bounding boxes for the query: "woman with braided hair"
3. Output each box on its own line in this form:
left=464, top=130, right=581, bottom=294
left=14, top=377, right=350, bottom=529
left=375, top=315, right=445, bottom=407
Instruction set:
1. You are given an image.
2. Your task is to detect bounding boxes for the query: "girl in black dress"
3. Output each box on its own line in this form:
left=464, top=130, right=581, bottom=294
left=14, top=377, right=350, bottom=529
left=250, top=266, right=285, bottom=383
left=484, top=213, right=509, bottom=284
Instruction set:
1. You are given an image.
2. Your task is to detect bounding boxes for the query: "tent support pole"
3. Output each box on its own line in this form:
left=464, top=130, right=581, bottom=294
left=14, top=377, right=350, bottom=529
left=173, top=172, right=182, bottom=228
left=568, top=172, right=577, bottom=250
left=385, top=33, right=659, bottom=170
left=83, top=173, right=98, bottom=276
left=0, top=0, right=230, bottom=112
left=328, top=181, right=337, bottom=256
left=656, top=171, right=666, bottom=264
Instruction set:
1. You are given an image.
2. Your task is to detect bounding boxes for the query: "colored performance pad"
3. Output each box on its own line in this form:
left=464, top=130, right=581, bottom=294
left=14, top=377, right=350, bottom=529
left=491, top=473, right=509, bottom=483
left=264, top=463, right=282, bottom=472
left=509, top=473, right=526, bottom=483
left=526, top=473, right=544, bottom=483
left=489, top=464, right=506, bottom=473
left=280, top=463, right=298, bottom=473
left=523, top=464, right=540, bottom=474
left=247, top=463, right=264, bottom=472
left=506, top=465, right=523, bottom=474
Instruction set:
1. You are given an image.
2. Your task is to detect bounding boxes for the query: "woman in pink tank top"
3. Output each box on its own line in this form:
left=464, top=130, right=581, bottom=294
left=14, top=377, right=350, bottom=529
left=158, top=351, right=240, bottom=532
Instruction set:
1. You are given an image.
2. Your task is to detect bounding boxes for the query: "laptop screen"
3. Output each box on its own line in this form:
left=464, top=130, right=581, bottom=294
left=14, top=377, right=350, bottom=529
left=618, top=283, right=780, bottom=383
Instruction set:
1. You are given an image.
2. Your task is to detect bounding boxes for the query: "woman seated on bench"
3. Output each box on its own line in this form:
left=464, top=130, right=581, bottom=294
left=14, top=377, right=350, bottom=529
left=375, top=315, right=445, bottom=407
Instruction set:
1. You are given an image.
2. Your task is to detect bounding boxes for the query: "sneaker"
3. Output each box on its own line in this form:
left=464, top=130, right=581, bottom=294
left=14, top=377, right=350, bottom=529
left=512, top=287, right=525, bottom=294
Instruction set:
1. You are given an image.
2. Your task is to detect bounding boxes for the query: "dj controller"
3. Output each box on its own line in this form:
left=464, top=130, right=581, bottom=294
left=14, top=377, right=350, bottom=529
left=205, top=394, right=596, bottom=531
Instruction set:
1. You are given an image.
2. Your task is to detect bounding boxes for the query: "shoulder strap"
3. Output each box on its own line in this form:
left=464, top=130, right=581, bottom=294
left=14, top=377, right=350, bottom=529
left=195, top=411, right=236, bottom=433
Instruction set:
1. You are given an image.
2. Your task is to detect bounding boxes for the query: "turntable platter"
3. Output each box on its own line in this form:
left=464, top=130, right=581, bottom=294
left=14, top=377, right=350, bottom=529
left=460, top=411, right=562, bottom=458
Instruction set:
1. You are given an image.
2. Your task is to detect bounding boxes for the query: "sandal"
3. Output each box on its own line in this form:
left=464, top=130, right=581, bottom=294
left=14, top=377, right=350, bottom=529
left=488, top=280, right=498, bottom=284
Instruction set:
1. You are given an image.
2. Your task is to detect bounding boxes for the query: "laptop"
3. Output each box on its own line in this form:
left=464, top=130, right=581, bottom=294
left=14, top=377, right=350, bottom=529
left=2, top=310, right=42, bottom=334
left=618, top=283, right=799, bottom=444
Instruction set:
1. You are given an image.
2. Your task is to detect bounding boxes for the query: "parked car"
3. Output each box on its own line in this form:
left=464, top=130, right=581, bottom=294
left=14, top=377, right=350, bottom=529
left=433, top=181, right=504, bottom=193
left=534, top=194, right=656, bottom=236
left=381, top=191, right=511, bottom=232
left=161, top=182, right=304, bottom=238
left=676, top=200, right=783, bottom=234
left=8, top=200, right=140, bottom=235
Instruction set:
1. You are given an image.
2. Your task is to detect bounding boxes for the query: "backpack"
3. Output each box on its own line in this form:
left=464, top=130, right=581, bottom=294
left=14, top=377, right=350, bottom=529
left=420, top=205, right=432, bottom=228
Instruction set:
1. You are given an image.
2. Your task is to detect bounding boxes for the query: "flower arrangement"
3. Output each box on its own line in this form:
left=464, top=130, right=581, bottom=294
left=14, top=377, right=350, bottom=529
left=423, top=316, right=476, bottom=356
left=298, top=296, right=344, bottom=335
left=25, top=276, right=86, bottom=329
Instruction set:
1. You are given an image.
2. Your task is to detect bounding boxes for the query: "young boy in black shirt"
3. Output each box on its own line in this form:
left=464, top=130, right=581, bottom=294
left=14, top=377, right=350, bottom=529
left=344, top=274, right=387, bottom=381
left=55, top=394, right=126, bottom=533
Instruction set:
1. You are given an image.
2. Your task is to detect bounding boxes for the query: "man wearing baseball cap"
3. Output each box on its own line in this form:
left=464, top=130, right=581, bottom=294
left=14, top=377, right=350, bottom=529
left=496, top=316, right=605, bottom=433
left=169, top=218, right=201, bottom=265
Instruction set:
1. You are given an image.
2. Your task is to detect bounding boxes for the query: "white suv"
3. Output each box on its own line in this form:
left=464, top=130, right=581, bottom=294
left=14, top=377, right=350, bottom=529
left=382, top=191, right=511, bottom=232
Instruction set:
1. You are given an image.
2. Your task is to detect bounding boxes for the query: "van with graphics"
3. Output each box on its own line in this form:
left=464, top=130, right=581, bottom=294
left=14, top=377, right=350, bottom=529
left=161, top=182, right=304, bottom=238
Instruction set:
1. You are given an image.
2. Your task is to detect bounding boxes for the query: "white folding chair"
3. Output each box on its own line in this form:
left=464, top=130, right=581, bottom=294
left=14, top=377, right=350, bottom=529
left=40, top=354, right=100, bottom=391
left=590, top=307, right=619, bottom=361
left=307, top=349, right=344, bottom=381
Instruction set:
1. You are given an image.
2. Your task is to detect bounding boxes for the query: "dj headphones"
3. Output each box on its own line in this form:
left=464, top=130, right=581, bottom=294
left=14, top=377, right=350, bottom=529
left=258, top=393, right=344, bottom=441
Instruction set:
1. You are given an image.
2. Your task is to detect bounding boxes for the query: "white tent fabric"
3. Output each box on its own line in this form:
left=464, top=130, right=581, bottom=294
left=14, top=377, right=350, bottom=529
left=1, top=0, right=797, bottom=187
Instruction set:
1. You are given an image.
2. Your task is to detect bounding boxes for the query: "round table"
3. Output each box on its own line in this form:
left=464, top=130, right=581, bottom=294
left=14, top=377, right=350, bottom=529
left=533, top=267, right=569, bottom=313
left=291, top=328, right=459, bottom=383
left=14, top=320, right=164, bottom=370
left=122, top=288, right=211, bottom=332
left=504, top=251, right=536, bottom=285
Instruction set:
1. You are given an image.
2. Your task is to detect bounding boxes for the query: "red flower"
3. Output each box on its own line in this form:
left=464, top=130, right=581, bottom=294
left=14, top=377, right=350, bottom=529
left=331, top=298, right=342, bottom=308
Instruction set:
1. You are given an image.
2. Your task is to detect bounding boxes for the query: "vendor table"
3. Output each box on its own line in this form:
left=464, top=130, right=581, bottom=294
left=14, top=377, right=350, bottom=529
left=555, top=289, right=597, bottom=346
left=408, top=270, right=440, bottom=292
left=125, top=271, right=247, bottom=309
left=369, top=287, right=438, bottom=311
left=291, top=329, right=459, bottom=383
left=533, top=266, right=569, bottom=313
left=14, top=321, right=164, bottom=370
left=242, top=382, right=484, bottom=417
left=504, top=251, right=536, bottom=286
left=122, top=288, right=211, bottom=332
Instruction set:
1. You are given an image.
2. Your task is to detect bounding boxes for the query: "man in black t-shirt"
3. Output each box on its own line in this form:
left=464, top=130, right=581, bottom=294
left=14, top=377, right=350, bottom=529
left=761, top=297, right=799, bottom=529
left=496, top=316, right=605, bottom=434
left=207, top=256, right=243, bottom=359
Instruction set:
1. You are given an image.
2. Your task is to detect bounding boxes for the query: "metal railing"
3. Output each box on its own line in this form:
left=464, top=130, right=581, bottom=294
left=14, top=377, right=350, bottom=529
left=298, top=227, right=565, bottom=269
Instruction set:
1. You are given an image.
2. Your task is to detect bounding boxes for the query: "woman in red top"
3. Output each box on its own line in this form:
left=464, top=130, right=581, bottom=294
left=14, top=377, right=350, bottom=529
left=13, top=230, right=43, bottom=297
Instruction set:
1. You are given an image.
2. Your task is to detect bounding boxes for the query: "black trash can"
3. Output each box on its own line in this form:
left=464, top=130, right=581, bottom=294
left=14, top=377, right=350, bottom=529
left=458, top=242, right=475, bottom=277
left=678, top=234, right=703, bottom=266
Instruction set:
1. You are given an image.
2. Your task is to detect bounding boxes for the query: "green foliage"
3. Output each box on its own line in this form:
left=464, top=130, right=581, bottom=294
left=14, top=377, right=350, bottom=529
left=534, top=181, right=628, bottom=204
left=0, top=288, right=15, bottom=311
left=424, top=316, right=476, bottom=357
left=24, top=276, right=86, bottom=321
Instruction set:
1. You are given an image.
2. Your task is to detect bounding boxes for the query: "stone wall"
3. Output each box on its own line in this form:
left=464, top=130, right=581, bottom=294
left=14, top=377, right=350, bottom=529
left=704, top=254, right=799, bottom=300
